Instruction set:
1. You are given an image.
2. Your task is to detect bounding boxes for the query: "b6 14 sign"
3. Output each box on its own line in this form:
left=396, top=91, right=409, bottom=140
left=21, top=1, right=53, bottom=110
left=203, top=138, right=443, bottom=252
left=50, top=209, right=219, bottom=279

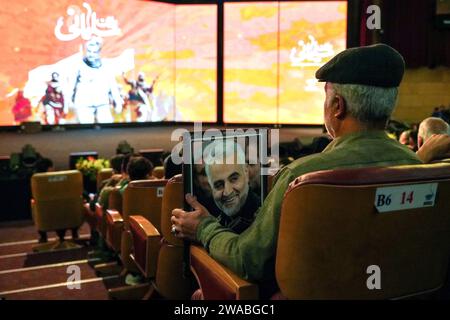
left=374, top=183, right=438, bottom=213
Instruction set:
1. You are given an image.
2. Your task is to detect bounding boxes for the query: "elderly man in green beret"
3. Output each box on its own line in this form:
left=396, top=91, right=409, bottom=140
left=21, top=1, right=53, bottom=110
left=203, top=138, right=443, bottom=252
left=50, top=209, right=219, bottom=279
left=171, top=44, right=423, bottom=298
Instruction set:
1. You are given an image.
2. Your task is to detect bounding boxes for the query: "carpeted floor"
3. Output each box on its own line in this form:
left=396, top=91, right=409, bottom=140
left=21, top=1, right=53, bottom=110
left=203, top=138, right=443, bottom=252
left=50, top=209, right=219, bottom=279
left=0, top=221, right=126, bottom=300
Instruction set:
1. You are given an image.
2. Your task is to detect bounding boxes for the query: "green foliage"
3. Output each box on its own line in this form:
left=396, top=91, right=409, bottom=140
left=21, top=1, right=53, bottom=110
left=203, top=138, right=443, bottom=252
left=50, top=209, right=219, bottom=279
left=75, top=156, right=110, bottom=182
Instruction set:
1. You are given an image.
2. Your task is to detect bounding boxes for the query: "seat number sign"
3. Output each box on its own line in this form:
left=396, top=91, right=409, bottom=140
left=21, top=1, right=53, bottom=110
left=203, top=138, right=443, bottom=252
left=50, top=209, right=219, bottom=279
left=48, top=175, right=67, bottom=183
left=374, top=183, right=438, bottom=213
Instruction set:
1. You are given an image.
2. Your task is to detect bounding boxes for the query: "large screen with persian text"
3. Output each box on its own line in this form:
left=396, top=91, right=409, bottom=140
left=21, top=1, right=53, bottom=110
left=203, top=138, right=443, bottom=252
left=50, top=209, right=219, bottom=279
left=224, top=1, right=347, bottom=124
left=0, top=0, right=217, bottom=126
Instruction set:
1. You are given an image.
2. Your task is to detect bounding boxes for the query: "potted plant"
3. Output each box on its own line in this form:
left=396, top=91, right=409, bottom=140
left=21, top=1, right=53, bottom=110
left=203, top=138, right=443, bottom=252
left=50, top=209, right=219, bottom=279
left=75, top=156, right=110, bottom=194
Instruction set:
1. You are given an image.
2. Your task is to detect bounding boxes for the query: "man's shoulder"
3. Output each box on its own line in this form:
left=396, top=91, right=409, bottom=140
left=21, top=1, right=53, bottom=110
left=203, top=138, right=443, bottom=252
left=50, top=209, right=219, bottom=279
left=283, top=152, right=330, bottom=177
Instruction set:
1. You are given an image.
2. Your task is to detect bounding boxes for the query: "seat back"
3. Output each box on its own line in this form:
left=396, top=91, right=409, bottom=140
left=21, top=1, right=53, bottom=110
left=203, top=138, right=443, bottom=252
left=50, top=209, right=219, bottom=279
left=277, top=163, right=450, bottom=299
left=122, top=179, right=167, bottom=230
left=31, top=170, right=83, bottom=232
left=95, top=186, right=122, bottom=238
left=97, top=168, right=113, bottom=190
left=108, top=186, right=123, bottom=211
left=154, top=174, right=192, bottom=299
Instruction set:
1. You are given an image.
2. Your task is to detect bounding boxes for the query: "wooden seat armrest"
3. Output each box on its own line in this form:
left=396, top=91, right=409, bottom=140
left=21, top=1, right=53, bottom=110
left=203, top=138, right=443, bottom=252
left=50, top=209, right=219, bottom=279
left=106, top=209, right=124, bottom=225
left=129, top=215, right=161, bottom=278
left=190, top=245, right=259, bottom=300
left=130, top=215, right=160, bottom=237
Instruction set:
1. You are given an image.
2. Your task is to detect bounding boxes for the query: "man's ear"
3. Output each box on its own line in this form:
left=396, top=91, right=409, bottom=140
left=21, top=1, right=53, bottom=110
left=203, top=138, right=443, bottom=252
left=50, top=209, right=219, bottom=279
left=334, top=94, right=346, bottom=119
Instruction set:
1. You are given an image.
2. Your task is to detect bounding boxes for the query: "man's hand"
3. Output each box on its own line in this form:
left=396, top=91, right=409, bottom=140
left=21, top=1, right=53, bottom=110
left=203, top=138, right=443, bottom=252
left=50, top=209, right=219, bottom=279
left=416, top=134, right=450, bottom=163
left=171, top=194, right=211, bottom=241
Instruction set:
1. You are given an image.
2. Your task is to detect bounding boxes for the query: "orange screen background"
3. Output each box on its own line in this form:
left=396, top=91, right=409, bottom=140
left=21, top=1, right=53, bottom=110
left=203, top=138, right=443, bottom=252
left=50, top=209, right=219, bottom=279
left=224, top=1, right=347, bottom=124
left=0, top=1, right=346, bottom=126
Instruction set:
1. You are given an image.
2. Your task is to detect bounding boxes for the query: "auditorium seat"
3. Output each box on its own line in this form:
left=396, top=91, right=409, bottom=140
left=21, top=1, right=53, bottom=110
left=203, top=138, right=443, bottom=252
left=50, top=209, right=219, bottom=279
left=31, top=170, right=84, bottom=252
left=103, top=179, right=167, bottom=283
left=186, top=163, right=450, bottom=300
left=84, top=185, right=123, bottom=243
left=277, top=163, right=450, bottom=299
left=96, top=168, right=113, bottom=191
left=190, top=245, right=259, bottom=300
left=112, top=175, right=192, bottom=299
left=84, top=169, right=117, bottom=240
left=152, top=174, right=191, bottom=299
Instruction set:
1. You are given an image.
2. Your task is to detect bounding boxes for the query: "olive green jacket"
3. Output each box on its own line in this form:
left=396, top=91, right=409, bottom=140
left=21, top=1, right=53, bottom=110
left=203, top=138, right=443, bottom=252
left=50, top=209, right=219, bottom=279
left=197, top=131, right=422, bottom=286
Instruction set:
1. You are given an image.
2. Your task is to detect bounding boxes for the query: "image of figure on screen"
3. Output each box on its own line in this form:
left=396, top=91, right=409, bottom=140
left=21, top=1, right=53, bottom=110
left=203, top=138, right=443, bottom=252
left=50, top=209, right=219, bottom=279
left=201, top=139, right=261, bottom=233
left=123, top=71, right=159, bottom=122
left=41, top=72, right=65, bottom=125
left=70, top=37, right=123, bottom=124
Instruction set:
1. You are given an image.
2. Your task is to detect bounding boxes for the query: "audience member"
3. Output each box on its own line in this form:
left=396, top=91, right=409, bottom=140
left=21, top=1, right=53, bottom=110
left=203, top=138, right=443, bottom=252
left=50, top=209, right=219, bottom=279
left=124, top=156, right=154, bottom=192
left=417, top=133, right=450, bottom=163
left=171, top=44, right=422, bottom=298
left=417, top=117, right=450, bottom=148
left=399, top=129, right=418, bottom=151
left=440, top=105, right=450, bottom=123
left=431, top=107, right=441, bottom=118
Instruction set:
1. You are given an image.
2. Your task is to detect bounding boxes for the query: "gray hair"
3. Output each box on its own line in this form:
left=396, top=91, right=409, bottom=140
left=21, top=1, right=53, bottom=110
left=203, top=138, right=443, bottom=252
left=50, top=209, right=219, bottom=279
left=204, top=140, right=246, bottom=186
left=418, top=117, right=450, bottom=143
left=332, top=83, right=399, bottom=123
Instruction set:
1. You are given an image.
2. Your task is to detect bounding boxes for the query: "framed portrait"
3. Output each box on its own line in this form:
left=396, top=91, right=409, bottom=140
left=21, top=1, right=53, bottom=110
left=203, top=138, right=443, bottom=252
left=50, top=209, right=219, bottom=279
left=182, top=129, right=270, bottom=234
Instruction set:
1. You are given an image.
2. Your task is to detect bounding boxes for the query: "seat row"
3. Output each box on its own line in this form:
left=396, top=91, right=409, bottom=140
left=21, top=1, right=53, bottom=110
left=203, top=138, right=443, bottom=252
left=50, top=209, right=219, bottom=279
left=31, top=162, right=450, bottom=299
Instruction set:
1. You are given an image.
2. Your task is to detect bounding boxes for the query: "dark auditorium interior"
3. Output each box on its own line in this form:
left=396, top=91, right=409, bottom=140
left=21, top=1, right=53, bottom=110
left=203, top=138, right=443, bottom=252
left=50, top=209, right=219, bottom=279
left=1, top=0, right=450, bottom=303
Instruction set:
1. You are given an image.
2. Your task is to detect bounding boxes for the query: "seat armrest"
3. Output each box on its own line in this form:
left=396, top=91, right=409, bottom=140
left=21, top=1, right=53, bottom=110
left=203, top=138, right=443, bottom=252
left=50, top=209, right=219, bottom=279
left=130, top=215, right=159, bottom=237
left=83, top=202, right=96, bottom=229
left=105, top=209, right=124, bottom=251
left=106, top=209, right=124, bottom=225
left=129, top=215, right=161, bottom=278
left=190, top=245, right=259, bottom=300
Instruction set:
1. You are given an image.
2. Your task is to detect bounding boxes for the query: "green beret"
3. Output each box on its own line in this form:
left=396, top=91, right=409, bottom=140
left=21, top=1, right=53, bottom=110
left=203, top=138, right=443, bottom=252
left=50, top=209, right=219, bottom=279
left=315, top=44, right=405, bottom=87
